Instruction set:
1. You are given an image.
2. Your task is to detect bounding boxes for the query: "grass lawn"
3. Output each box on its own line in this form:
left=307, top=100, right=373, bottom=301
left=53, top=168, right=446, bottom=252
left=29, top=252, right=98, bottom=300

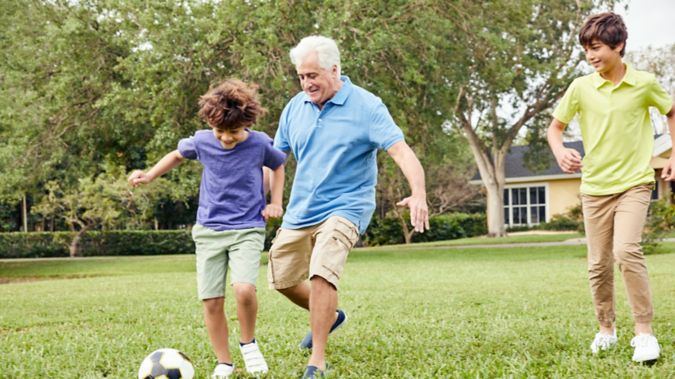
left=1, top=243, right=673, bottom=378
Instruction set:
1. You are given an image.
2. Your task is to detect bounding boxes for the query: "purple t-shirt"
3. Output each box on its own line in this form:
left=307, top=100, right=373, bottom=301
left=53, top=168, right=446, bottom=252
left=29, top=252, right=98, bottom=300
left=178, top=129, right=286, bottom=231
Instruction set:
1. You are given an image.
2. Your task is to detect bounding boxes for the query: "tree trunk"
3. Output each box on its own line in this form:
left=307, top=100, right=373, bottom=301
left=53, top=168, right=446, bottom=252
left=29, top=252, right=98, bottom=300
left=399, top=215, right=414, bottom=244
left=69, top=224, right=92, bottom=257
left=21, top=194, right=28, bottom=232
left=485, top=182, right=506, bottom=237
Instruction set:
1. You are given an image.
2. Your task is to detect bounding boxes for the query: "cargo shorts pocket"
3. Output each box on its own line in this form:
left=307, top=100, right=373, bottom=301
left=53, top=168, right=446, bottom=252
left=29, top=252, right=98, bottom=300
left=330, top=217, right=359, bottom=249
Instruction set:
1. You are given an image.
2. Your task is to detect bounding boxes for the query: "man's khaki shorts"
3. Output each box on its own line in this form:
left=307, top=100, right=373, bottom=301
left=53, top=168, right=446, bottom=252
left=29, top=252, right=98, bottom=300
left=267, top=215, right=359, bottom=290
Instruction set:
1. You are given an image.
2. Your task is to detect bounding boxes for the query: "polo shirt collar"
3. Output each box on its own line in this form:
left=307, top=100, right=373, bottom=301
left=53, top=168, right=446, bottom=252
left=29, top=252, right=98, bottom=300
left=592, top=64, right=637, bottom=88
left=303, top=75, right=353, bottom=106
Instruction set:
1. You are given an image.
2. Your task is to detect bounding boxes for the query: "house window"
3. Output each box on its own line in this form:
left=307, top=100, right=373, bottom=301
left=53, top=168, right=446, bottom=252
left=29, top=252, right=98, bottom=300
left=503, top=185, right=546, bottom=227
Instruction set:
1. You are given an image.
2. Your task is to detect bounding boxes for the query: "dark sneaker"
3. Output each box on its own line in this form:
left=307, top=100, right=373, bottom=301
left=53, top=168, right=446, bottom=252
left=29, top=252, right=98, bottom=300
left=301, top=365, right=327, bottom=378
left=299, top=309, right=347, bottom=350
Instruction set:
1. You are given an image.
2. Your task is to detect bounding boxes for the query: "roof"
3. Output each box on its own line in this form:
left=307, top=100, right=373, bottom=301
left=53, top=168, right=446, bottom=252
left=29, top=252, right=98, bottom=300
left=471, top=141, right=585, bottom=183
left=471, top=134, right=673, bottom=184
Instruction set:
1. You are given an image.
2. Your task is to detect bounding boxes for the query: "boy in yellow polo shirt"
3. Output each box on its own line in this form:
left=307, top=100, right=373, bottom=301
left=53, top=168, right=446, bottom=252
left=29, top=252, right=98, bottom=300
left=547, top=12, right=675, bottom=363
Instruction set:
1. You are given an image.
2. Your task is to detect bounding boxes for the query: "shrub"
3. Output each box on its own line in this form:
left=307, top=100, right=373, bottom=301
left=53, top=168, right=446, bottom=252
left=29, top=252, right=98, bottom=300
left=0, top=230, right=194, bottom=258
left=363, top=213, right=486, bottom=246
left=643, top=199, right=675, bottom=254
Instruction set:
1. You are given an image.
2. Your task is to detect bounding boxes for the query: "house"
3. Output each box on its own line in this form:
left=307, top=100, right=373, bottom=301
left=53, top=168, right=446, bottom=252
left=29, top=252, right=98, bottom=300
left=471, top=135, right=673, bottom=228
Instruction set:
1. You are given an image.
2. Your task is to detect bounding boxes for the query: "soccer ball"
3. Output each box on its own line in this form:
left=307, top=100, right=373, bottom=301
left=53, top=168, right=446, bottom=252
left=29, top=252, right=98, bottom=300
left=138, top=348, right=195, bottom=379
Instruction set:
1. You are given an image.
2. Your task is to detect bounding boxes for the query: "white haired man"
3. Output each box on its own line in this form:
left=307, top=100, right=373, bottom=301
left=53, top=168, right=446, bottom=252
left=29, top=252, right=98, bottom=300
left=268, top=35, right=429, bottom=378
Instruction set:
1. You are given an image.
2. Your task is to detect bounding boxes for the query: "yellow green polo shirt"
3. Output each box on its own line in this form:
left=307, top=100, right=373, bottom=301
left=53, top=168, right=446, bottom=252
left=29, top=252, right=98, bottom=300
left=553, top=64, right=673, bottom=195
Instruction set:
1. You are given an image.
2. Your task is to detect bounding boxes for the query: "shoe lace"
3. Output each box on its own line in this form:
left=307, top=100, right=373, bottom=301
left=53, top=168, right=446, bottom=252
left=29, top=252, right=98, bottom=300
left=241, top=343, right=267, bottom=370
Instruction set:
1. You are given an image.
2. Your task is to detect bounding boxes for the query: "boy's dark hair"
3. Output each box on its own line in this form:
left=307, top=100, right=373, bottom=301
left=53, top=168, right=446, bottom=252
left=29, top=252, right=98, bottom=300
left=579, top=12, right=628, bottom=57
left=198, top=79, right=266, bottom=130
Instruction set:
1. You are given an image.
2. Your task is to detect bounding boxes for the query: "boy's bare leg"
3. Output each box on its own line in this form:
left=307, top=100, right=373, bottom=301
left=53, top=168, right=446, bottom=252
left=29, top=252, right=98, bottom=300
left=307, top=276, right=337, bottom=370
left=233, top=283, right=258, bottom=343
left=277, top=282, right=311, bottom=310
left=203, top=297, right=232, bottom=363
left=635, top=322, right=653, bottom=335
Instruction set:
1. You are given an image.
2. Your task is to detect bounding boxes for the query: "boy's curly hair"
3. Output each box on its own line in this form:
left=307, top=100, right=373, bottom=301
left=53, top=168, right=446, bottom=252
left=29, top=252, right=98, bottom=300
left=579, top=12, right=628, bottom=57
left=198, top=79, right=266, bottom=130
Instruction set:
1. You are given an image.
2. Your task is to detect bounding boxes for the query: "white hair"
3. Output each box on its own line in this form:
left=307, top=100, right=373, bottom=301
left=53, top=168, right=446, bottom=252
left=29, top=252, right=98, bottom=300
left=289, top=35, right=341, bottom=77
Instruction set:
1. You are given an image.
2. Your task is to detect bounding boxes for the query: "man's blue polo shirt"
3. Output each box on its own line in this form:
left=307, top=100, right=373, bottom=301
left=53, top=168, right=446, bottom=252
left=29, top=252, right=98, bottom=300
left=274, top=76, right=404, bottom=234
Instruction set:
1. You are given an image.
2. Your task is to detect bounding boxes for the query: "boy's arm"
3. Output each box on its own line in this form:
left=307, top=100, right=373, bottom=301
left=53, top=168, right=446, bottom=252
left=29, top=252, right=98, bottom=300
left=661, top=106, right=675, bottom=181
left=547, top=119, right=582, bottom=174
left=128, top=150, right=185, bottom=187
left=261, top=164, right=285, bottom=220
left=386, top=140, right=430, bottom=233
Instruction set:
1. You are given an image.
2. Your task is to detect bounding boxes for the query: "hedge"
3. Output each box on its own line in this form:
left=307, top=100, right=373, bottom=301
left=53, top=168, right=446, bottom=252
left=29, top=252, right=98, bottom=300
left=363, top=213, right=487, bottom=246
left=0, top=230, right=194, bottom=258
left=0, top=212, right=487, bottom=258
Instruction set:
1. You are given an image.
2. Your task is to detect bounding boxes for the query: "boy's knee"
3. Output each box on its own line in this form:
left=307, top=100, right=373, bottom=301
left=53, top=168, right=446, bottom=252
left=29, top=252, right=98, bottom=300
left=613, top=242, right=642, bottom=261
left=202, top=297, right=225, bottom=314
left=233, top=283, right=257, bottom=304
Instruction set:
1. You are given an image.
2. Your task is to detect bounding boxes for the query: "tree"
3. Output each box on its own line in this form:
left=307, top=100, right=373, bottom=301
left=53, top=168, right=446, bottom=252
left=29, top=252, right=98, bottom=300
left=626, top=44, right=675, bottom=135
left=32, top=165, right=167, bottom=256
left=442, top=0, right=618, bottom=236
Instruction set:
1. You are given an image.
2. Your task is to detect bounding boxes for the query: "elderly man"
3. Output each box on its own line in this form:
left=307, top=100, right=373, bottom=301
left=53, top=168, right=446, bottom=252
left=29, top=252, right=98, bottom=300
left=269, top=35, right=429, bottom=378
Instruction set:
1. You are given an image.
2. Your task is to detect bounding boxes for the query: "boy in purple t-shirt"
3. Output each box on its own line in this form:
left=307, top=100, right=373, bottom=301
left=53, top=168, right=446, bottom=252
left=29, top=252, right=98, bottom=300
left=128, top=79, right=286, bottom=378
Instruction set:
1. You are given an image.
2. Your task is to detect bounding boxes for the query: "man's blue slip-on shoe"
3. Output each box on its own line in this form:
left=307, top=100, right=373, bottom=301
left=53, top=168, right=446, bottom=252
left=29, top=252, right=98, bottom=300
left=299, top=309, right=347, bottom=350
left=301, top=364, right=328, bottom=378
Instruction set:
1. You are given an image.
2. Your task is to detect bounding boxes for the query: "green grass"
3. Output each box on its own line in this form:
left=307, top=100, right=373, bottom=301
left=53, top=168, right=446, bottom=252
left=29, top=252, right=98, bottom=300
left=1, top=244, right=674, bottom=378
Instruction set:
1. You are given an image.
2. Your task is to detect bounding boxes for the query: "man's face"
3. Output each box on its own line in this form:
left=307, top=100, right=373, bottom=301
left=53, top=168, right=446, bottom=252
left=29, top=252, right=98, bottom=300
left=584, top=39, right=623, bottom=75
left=212, top=127, right=248, bottom=149
left=296, top=52, right=341, bottom=107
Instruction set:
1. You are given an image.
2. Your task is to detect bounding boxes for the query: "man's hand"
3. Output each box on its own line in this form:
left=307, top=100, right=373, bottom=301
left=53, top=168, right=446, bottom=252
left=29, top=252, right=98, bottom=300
left=128, top=170, right=152, bottom=187
left=553, top=147, right=583, bottom=173
left=262, top=203, right=284, bottom=221
left=661, top=156, right=675, bottom=181
left=396, top=195, right=430, bottom=233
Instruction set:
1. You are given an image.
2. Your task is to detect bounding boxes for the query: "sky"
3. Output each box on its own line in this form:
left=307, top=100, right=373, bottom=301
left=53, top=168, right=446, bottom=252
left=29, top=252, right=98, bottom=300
left=615, top=0, right=675, bottom=52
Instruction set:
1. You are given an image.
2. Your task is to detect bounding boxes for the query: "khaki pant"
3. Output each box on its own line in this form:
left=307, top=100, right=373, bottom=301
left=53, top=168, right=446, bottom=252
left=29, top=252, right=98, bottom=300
left=581, top=184, right=654, bottom=327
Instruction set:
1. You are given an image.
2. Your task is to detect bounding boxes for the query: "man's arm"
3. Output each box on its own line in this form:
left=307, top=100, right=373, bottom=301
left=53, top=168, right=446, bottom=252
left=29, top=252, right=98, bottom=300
left=128, top=150, right=184, bottom=186
left=386, top=141, right=430, bottom=233
left=661, top=106, right=675, bottom=181
left=547, top=119, right=582, bottom=173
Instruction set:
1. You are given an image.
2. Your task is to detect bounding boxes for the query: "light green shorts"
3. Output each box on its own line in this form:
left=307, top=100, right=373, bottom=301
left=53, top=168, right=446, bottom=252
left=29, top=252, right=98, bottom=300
left=192, top=224, right=265, bottom=300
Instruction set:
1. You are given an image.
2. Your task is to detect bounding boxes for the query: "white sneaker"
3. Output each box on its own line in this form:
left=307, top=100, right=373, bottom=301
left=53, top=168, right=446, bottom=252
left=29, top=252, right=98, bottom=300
left=240, top=340, right=269, bottom=374
left=631, top=334, right=660, bottom=362
left=590, top=331, right=617, bottom=354
left=212, top=363, right=234, bottom=378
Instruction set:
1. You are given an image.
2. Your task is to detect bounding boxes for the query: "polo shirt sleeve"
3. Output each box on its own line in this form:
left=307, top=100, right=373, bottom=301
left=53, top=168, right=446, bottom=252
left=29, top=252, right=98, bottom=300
left=274, top=103, right=292, bottom=152
left=368, top=101, right=404, bottom=150
left=646, top=77, right=673, bottom=115
left=177, top=136, right=198, bottom=160
left=552, top=79, right=580, bottom=124
left=261, top=134, right=287, bottom=169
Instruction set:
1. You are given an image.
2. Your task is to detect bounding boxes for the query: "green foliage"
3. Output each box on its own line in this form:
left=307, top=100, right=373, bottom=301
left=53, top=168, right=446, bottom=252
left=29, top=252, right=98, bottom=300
left=0, top=230, right=194, bottom=258
left=364, top=213, right=486, bottom=246
left=537, top=206, right=583, bottom=231
left=643, top=199, right=675, bottom=255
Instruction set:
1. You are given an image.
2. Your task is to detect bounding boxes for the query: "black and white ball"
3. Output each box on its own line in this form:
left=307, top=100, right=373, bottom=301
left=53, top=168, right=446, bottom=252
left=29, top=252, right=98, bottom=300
left=138, top=348, right=195, bottom=379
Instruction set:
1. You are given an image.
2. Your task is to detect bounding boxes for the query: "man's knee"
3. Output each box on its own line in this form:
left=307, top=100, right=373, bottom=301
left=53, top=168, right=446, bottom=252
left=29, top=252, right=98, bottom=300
left=310, top=275, right=336, bottom=291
